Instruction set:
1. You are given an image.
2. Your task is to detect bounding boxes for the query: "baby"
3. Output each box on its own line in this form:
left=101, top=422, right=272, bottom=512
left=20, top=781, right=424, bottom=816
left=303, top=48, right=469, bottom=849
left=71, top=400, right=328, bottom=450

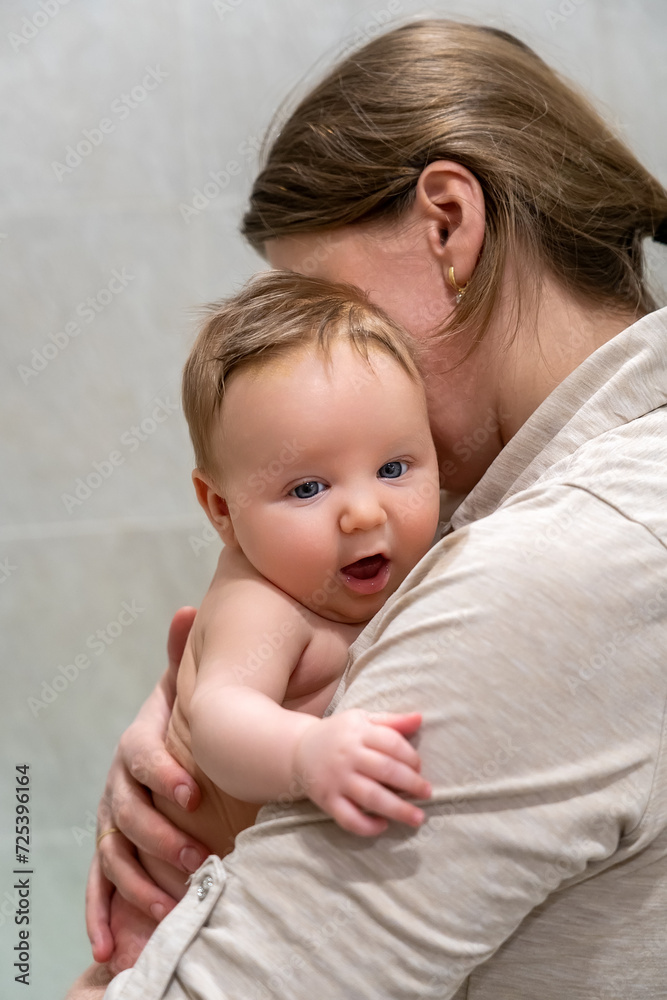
left=109, top=270, right=442, bottom=965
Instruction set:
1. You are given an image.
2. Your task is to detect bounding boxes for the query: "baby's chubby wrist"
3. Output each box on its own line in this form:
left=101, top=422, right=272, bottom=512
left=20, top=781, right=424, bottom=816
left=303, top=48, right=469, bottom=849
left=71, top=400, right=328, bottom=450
left=290, top=716, right=325, bottom=803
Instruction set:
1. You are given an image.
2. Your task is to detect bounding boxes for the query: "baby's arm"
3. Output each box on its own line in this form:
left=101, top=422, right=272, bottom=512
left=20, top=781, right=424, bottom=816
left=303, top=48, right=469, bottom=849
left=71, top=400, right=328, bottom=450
left=189, top=579, right=431, bottom=835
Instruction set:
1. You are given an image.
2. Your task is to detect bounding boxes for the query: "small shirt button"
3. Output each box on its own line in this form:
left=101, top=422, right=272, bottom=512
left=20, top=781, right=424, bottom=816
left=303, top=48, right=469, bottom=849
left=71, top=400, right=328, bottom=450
left=197, top=875, right=214, bottom=900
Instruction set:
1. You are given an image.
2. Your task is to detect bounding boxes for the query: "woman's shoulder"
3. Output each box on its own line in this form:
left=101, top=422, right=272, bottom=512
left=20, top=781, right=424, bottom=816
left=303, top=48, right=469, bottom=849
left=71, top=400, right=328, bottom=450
left=384, top=466, right=667, bottom=638
left=520, top=405, right=667, bottom=550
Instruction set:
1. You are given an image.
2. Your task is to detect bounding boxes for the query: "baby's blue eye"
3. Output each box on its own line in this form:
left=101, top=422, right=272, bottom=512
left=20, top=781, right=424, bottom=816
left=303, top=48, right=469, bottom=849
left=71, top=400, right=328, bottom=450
left=379, top=461, right=408, bottom=479
left=290, top=481, right=326, bottom=500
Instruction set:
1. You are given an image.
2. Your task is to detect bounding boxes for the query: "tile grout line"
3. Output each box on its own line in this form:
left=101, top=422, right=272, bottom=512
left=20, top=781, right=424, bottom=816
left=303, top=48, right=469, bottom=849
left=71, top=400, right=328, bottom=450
left=0, top=515, right=205, bottom=543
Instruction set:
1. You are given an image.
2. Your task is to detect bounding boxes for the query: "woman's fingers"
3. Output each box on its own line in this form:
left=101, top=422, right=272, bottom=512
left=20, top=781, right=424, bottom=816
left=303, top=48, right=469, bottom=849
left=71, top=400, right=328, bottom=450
left=167, top=606, right=197, bottom=674
left=117, top=606, right=200, bottom=812
left=108, top=893, right=159, bottom=974
left=85, top=852, right=115, bottom=963
left=120, top=735, right=200, bottom=813
left=87, top=773, right=206, bottom=944
left=97, top=832, right=177, bottom=921
left=64, top=961, right=114, bottom=1000
left=92, top=761, right=207, bottom=926
left=84, top=607, right=201, bottom=960
left=106, top=782, right=208, bottom=878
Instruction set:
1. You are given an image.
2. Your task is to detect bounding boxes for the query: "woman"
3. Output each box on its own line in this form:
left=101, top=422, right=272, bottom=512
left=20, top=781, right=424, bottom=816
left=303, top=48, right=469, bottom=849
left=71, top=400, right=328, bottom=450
left=73, top=19, right=667, bottom=998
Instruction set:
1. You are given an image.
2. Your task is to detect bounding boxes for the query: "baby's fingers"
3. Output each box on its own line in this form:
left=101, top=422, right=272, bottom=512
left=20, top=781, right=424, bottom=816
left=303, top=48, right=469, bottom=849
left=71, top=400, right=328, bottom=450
left=365, top=720, right=422, bottom=772
left=330, top=797, right=389, bottom=837
left=347, top=775, right=427, bottom=828
left=368, top=711, right=422, bottom=737
left=359, top=748, right=431, bottom=801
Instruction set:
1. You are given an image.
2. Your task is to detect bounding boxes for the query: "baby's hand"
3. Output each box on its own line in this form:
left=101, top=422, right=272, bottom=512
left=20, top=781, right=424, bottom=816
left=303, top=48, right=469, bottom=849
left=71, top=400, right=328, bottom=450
left=293, top=710, right=431, bottom=835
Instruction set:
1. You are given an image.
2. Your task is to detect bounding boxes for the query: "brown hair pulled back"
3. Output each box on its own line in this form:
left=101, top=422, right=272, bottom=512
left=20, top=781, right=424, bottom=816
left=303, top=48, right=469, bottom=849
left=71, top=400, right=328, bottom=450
left=242, top=20, right=667, bottom=348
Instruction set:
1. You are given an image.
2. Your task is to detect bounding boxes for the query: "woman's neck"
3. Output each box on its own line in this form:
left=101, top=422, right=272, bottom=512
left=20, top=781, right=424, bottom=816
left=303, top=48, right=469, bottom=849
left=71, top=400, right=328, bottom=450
left=492, top=274, right=642, bottom=444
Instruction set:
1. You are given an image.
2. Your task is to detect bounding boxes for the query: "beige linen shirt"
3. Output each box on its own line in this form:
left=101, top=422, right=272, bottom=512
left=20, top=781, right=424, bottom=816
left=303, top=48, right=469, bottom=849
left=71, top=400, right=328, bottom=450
left=106, top=308, right=667, bottom=999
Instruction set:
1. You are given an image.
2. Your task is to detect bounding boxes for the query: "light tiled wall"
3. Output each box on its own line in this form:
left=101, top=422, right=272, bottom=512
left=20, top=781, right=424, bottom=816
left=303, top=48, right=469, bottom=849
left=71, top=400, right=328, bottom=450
left=0, top=1, right=665, bottom=995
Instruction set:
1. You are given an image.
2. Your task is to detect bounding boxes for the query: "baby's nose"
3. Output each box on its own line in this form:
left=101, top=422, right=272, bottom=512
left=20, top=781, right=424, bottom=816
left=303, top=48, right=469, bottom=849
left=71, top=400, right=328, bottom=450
left=339, top=494, right=388, bottom=533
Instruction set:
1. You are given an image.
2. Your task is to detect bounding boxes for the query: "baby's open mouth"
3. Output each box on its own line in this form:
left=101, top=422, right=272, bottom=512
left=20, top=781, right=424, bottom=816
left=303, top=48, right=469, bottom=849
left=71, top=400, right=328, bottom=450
left=340, top=553, right=388, bottom=580
left=339, top=554, right=391, bottom=595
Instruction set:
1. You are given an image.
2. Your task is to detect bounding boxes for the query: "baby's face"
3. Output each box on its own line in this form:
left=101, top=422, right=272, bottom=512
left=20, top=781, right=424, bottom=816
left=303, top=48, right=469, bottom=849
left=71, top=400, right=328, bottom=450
left=213, top=339, right=441, bottom=624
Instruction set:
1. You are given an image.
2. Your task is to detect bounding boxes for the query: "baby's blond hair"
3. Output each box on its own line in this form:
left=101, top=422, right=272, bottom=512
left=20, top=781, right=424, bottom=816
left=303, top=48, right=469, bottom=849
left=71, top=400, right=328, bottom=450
left=182, top=270, right=424, bottom=479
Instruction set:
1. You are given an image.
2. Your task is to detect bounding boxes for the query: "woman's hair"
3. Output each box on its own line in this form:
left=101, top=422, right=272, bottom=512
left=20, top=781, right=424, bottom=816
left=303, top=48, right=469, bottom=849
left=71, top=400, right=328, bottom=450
left=242, top=19, right=667, bottom=350
left=183, top=270, right=424, bottom=479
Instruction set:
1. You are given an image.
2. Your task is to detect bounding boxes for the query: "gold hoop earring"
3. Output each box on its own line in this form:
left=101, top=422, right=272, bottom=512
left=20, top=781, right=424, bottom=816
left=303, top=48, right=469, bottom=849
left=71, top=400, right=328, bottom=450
left=448, top=266, right=468, bottom=304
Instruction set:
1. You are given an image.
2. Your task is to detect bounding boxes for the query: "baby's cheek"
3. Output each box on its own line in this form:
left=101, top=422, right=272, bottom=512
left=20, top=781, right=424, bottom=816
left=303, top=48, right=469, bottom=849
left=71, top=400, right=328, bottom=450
left=397, top=492, right=440, bottom=546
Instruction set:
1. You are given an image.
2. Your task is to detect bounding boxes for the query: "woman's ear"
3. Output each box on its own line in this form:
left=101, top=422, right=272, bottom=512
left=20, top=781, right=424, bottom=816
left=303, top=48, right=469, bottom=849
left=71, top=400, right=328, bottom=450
left=192, top=469, right=239, bottom=548
left=413, top=160, right=486, bottom=289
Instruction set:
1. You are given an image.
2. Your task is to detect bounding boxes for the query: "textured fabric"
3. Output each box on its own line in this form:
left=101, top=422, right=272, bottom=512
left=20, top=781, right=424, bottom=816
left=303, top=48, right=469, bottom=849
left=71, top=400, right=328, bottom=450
left=105, top=308, right=667, bottom=999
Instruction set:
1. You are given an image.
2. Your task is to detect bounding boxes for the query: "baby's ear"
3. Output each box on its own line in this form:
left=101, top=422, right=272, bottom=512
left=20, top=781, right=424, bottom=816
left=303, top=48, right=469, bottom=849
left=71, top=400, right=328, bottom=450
left=192, top=469, right=239, bottom=548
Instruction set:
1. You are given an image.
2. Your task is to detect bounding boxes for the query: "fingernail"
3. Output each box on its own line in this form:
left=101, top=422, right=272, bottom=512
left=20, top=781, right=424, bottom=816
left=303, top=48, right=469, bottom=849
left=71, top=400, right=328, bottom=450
left=174, top=784, right=191, bottom=809
left=150, top=903, right=166, bottom=922
left=180, top=846, right=203, bottom=873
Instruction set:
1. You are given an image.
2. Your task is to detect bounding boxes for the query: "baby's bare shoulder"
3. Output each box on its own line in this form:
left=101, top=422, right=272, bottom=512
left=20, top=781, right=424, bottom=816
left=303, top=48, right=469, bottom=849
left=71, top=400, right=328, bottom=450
left=198, top=545, right=314, bottom=647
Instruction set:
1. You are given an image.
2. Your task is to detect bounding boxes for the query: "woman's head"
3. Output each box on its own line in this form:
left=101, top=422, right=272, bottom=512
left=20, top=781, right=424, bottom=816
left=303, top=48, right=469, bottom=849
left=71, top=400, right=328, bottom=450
left=244, top=19, right=667, bottom=332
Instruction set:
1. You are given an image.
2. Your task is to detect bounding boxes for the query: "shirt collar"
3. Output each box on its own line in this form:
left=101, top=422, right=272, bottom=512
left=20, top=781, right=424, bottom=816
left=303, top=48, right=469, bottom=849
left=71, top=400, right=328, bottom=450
left=450, top=306, right=667, bottom=530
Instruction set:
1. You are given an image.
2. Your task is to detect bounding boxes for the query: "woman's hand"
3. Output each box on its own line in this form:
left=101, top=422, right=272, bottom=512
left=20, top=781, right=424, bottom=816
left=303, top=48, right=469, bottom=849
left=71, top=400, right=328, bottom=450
left=64, top=961, right=114, bottom=1000
left=108, top=893, right=158, bottom=974
left=293, top=710, right=431, bottom=835
left=86, top=607, right=210, bottom=963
